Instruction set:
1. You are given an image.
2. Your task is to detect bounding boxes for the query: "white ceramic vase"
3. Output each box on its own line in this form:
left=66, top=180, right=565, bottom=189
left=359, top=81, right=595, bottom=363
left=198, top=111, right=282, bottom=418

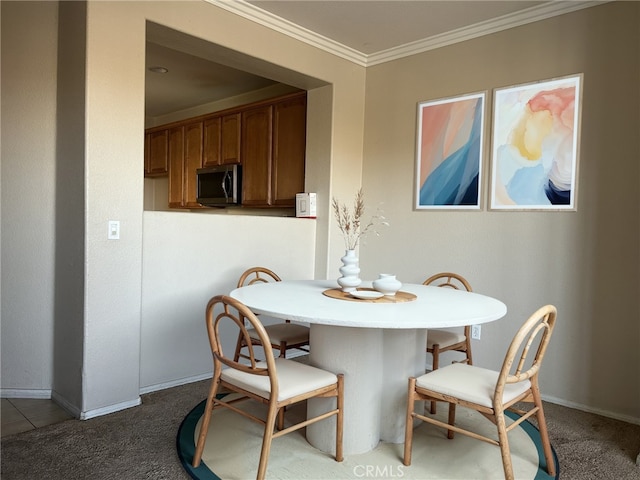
left=337, top=249, right=361, bottom=293
left=372, top=273, right=402, bottom=296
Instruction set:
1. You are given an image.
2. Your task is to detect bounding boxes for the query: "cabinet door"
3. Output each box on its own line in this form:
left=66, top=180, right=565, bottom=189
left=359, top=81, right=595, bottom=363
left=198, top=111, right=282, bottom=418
left=145, top=130, right=169, bottom=176
left=272, top=94, right=306, bottom=206
left=242, top=105, right=273, bottom=206
left=221, top=113, right=241, bottom=165
left=168, top=126, right=185, bottom=208
left=184, top=121, right=204, bottom=208
left=203, top=113, right=240, bottom=167
left=203, top=116, right=221, bottom=167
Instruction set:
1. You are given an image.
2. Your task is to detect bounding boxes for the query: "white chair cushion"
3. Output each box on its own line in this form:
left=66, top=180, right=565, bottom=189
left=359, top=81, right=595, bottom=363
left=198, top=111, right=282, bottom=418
left=248, top=323, right=310, bottom=344
left=415, top=362, right=531, bottom=408
left=427, top=329, right=466, bottom=348
left=221, top=358, right=337, bottom=402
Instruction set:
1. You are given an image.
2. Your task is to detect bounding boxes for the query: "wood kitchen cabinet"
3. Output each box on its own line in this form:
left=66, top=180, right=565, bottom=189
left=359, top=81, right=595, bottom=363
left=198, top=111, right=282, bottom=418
left=241, top=92, right=306, bottom=207
left=147, top=91, right=306, bottom=210
left=203, top=113, right=241, bottom=167
left=167, top=121, right=203, bottom=208
left=167, top=126, right=185, bottom=208
left=183, top=121, right=204, bottom=208
left=144, top=130, right=169, bottom=176
left=241, top=105, right=273, bottom=206
left=272, top=93, right=306, bottom=206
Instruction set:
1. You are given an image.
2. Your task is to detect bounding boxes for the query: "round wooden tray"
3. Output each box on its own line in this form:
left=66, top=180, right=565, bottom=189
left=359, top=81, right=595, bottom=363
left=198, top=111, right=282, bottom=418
left=323, top=288, right=417, bottom=303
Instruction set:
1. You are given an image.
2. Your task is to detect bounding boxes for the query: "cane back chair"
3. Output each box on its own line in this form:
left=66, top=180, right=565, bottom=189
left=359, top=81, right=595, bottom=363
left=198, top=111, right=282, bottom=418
left=423, top=272, right=474, bottom=413
left=404, top=304, right=557, bottom=480
left=193, top=295, right=344, bottom=480
left=233, top=267, right=310, bottom=362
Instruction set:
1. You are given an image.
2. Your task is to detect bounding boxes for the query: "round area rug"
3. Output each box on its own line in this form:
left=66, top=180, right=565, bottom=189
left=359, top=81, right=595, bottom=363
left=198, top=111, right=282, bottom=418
left=177, top=399, right=559, bottom=480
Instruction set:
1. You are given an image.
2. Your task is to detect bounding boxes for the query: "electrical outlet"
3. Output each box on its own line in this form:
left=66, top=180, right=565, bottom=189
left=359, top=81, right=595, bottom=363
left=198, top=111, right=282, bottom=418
left=471, top=324, right=481, bottom=340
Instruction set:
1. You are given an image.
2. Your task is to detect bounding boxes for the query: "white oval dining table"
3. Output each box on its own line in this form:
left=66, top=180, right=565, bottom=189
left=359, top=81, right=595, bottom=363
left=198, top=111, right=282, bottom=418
left=230, top=279, right=507, bottom=455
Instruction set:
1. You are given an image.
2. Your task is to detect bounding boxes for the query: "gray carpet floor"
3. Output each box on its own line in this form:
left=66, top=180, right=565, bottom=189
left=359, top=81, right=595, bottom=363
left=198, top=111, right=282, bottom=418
left=1, top=379, right=639, bottom=480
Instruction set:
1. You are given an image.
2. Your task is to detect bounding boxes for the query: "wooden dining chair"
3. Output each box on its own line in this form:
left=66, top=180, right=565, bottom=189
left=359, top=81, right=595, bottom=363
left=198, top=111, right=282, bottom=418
left=404, top=304, right=557, bottom=480
left=193, top=295, right=344, bottom=480
left=423, top=272, right=473, bottom=413
left=233, top=267, right=310, bottom=362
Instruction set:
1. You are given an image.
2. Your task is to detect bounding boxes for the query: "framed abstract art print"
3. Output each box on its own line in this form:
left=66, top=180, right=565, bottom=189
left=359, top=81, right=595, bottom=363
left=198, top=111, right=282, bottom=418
left=415, top=91, right=486, bottom=210
left=489, top=74, right=583, bottom=210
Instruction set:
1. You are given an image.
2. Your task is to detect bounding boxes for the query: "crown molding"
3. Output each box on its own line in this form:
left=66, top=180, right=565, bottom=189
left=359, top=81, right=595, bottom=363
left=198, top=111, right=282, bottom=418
left=206, top=0, right=369, bottom=66
left=367, top=1, right=608, bottom=66
left=207, top=0, right=607, bottom=68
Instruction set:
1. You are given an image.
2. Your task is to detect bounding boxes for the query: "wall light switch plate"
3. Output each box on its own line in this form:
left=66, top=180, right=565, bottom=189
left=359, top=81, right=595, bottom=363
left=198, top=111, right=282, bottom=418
left=108, top=220, right=120, bottom=240
left=296, top=193, right=317, bottom=218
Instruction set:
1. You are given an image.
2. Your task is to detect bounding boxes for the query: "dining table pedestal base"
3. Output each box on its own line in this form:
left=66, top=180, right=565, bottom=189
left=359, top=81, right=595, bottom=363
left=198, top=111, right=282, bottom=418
left=306, top=324, right=427, bottom=455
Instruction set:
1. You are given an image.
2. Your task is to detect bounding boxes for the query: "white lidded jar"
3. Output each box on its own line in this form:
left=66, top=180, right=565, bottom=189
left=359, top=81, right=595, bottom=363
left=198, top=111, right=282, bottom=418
left=372, top=274, right=402, bottom=296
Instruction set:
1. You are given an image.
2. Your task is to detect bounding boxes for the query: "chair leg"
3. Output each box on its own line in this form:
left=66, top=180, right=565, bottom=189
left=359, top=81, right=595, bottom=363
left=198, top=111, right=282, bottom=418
left=431, top=345, right=440, bottom=371
left=403, top=377, right=417, bottom=466
left=430, top=345, right=440, bottom=414
left=192, top=376, right=221, bottom=467
left=532, top=383, right=556, bottom=476
left=256, top=402, right=278, bottom=480
left=447, top=402, right=456, bottom=439
left=275, top=343, right=289, bottom=424
left=276, top=407, right=285, bottom=431
left=495, top=408, right=514, bottom=480
left=335, top=374, right=344, bottom=462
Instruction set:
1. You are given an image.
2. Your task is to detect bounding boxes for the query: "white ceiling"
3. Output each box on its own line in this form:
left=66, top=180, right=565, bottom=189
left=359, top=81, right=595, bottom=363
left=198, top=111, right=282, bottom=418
left=244, top=0, right=546, bottom=55
left=146, top=0, right=599, bottom=117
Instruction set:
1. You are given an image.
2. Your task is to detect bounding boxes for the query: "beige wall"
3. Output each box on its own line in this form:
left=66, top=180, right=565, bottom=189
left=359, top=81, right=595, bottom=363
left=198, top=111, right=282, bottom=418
left=361, top=1, right=639, bottom=420
left=140, top=212, right=316, bottom=390
left=1, top=1, right=59, bottom=394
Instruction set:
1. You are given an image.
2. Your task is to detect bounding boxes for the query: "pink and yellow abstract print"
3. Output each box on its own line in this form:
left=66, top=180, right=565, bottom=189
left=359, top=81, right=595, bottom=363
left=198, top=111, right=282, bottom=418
left=490, top=75, right=582, bottom=210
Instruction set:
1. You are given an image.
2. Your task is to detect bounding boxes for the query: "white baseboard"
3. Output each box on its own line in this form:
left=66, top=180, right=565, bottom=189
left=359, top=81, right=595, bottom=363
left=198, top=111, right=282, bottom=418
left=51, top=391, right=80, bottom=418
left=139, top=372, right=213, bottom=395
left=50, top=392, right=143, bottom=420
left=78, top=397, right=142, bottom=420
left=1, top=389, right=141, bottom=420
left=542, top=393, right=640, bottom=426
left=1, top=388, right=52, bottom=399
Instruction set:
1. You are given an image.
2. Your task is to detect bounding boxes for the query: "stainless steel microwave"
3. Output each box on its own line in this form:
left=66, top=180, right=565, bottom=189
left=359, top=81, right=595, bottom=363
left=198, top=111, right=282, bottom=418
left=196, top=165, right=242, bottom=207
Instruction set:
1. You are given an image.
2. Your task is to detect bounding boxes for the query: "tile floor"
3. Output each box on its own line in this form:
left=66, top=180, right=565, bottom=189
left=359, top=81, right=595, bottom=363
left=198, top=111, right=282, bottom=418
left=1, top=398, right=73, bottom=437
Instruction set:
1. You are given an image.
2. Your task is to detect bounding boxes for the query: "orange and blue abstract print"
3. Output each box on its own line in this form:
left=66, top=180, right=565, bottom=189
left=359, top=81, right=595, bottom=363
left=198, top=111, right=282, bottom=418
left=415, top=92, right=485, bottom=210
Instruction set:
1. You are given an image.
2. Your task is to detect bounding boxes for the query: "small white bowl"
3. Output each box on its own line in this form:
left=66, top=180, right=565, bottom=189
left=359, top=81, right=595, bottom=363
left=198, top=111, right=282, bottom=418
left=350, top=290, right=384, bottom=300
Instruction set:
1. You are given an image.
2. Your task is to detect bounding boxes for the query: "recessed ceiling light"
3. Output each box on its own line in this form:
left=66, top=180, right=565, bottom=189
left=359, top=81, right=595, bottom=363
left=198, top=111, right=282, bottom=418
left=148, top=66, right=169, bottom=74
